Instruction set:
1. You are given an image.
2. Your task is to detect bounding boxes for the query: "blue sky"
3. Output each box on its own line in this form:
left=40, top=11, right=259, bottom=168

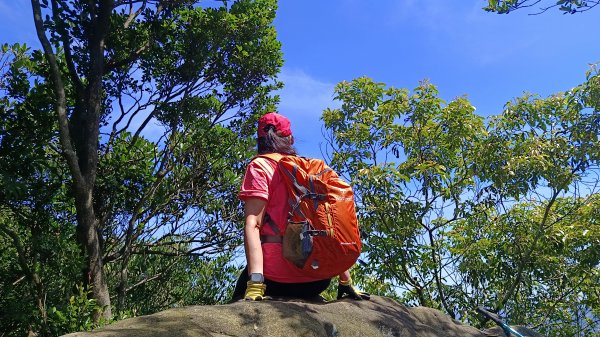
left=1, top=1, right=599, bottom=159
left=274, top=1, right=600, bottom=158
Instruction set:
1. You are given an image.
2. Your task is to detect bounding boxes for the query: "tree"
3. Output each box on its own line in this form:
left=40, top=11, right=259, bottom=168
left=1, top=43, right=88, bottom=336
left=452, top=197, right=600, bottom=336
left=322, top=77, right=486, bottom=317
left=484, top=0, right=600, bottom=14
left=457, top=64, right=600, bottom=336
left=25, top=0, right=282, bottom=322
left=322, top=66, right=600, bottom=336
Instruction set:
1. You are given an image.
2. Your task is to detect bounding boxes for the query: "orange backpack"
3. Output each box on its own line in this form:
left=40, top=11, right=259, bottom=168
left=259, top=153, right=362, bottom=279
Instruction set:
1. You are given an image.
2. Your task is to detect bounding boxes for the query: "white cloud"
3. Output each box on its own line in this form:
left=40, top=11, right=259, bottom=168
left=277, top=68, right=337, bottom=116
left=275, top=68, right=340, bottom=158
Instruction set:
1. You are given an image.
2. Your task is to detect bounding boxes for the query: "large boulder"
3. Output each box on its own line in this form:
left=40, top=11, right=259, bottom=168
left=482, top=325, right=545, bottom=337
left=62, top=296, right=520, bottom=337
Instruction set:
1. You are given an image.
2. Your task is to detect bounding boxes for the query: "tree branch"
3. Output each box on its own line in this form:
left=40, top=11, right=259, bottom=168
left=105, top=2, right=164, bottom=72
left=30, top=0, right=85, bottom=187
left=51, top=0, right=84, bottom=93
left=496, top=188, right=559, bottom=311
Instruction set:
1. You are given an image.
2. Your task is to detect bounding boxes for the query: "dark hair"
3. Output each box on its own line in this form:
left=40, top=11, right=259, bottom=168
left=257, top=126, right=297, bottom=155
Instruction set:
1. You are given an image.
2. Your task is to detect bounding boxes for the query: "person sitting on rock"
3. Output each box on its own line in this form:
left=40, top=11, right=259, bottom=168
left=231, top=112, right=370, bottom=302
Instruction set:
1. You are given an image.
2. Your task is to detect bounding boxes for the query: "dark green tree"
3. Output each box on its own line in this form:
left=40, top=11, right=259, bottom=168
left=3, top=0, right=282, bottom=326
left=1, top=43, right=88, bottom=336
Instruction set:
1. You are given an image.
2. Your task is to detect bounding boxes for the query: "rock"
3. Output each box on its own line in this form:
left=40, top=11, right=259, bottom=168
left=482, top=325, right=545, bottom=337
left=62, top=296, right=498, bottom=337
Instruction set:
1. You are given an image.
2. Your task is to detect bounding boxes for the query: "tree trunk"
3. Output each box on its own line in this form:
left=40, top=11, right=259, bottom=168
left=74, top=187, right=112, bottom=321
left=30, top=0, right=114, bottom=322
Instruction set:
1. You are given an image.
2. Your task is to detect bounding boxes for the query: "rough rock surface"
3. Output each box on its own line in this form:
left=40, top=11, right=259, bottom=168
left=62, top=296, right=535, bottom=337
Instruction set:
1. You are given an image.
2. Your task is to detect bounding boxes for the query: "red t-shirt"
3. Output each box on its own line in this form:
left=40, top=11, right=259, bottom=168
left=239, top=156, right=322, bottom=283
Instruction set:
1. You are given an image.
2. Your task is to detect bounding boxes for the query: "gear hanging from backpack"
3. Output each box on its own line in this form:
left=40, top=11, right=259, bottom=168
left=258, top=153, right=362, bottom=279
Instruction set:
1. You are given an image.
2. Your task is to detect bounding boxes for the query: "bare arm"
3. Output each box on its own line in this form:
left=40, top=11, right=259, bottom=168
left=243, top=198, right=267, bottom=276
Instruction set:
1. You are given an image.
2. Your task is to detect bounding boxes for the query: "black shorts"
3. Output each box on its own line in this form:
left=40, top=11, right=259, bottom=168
left=230, top=266, right=331, bottom=301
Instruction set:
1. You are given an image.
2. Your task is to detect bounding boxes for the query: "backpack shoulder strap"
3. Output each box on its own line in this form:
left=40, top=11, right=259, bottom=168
left=256, top=152, right=284, bottom=162
left=252, top=153, right=285, bottom=237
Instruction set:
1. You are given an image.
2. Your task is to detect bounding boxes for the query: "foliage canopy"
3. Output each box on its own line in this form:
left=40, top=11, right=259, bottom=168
left=322, top=67, right=600, bottom=336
